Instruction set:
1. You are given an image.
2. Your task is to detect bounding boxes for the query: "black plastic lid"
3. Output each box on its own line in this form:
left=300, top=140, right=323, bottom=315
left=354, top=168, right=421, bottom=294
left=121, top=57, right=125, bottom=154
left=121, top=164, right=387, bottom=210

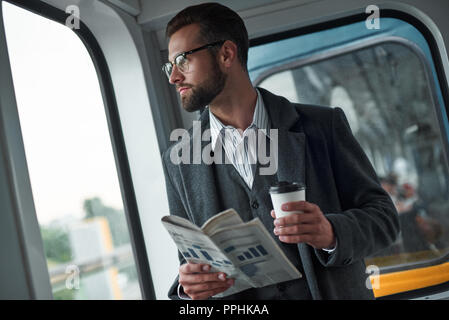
left=269, top=181, right=304, bottom=194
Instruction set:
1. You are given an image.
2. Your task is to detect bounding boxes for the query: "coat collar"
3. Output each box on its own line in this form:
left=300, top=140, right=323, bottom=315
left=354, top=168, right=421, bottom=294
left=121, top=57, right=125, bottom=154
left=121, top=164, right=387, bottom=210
left=198, top=87, right=301, bottom=131
left=257, top=87, right=306, bottom=187
left=256, top=87, right=301, bottom=132
left=196, top=87, right=306, bottom=187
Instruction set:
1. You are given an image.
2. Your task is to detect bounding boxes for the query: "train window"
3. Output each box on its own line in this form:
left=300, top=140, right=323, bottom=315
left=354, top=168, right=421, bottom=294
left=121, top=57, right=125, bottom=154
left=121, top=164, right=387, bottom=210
left=249, top=17, right=449, bottom=297
left=2, top=2, right=141, bottom=299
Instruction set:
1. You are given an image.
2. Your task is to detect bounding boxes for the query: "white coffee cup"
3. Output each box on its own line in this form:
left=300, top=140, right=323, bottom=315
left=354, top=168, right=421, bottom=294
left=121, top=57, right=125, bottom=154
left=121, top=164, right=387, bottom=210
left=269, top=181, right=306, bottom=218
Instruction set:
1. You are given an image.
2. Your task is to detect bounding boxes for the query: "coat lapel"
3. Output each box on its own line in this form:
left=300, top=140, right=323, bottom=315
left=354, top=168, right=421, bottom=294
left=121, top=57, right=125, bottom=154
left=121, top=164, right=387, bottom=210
left=276, top=129, right=306, bottom=187
left=179, top=111, right=223, bottom=225
left=258, top=88, right=306, bottom=187
left=258, top=88, right=322, bottom=300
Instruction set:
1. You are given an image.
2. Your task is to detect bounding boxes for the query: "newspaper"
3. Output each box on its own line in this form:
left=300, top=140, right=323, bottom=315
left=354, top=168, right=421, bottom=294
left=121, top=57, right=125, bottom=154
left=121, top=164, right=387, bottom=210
left=161, top=208, right=302, bottom=297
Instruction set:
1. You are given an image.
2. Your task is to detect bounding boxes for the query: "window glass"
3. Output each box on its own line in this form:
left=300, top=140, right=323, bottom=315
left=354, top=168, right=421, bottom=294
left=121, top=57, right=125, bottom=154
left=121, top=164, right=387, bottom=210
left=249, top=19, right=449, bottom=271
left=2, top=2, right=141, bottom=299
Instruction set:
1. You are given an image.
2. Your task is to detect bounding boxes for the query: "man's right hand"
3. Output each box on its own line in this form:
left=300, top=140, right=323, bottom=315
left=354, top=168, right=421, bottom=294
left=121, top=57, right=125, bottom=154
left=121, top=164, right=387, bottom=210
left=179, top=263, right=235, bottom=300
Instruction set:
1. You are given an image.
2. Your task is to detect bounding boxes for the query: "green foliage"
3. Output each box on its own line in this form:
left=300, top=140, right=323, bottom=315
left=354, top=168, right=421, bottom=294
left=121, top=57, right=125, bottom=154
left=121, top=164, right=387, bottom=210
left=41, top=225, right=72, bottom=263
left=83, top=197, right=130, bottom=247
left=53, top=288, right=76, bottom=300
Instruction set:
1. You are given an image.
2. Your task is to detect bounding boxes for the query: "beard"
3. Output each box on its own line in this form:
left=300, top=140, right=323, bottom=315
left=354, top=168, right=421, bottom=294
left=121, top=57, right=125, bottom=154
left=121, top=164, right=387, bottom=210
left=180, top=58, right=227, bottom=112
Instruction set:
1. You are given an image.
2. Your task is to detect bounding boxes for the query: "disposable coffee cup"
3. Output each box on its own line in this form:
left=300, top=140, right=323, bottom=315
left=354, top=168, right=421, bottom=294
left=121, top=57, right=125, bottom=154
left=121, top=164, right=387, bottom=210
left=269, top=181, right=306, bottom=218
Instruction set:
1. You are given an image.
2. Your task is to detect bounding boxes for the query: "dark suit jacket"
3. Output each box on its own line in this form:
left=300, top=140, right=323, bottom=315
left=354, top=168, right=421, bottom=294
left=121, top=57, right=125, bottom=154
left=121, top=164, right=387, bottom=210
left=161, top=88, right=400, bottom=299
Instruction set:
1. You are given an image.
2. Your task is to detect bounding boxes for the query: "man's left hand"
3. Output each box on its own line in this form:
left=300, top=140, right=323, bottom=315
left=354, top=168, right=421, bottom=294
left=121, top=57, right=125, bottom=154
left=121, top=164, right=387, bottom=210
left=272, top=201, right=336, bottom=249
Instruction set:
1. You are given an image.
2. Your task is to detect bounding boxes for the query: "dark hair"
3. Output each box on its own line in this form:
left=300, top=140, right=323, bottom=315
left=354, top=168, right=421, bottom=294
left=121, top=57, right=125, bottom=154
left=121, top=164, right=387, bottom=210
left=166, top=2, right=249, bottom=71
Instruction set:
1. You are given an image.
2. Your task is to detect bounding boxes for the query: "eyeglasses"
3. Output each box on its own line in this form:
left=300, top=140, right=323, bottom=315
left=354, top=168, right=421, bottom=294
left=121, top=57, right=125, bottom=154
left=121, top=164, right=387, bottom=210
left=162, top=40, right=225, bottom=79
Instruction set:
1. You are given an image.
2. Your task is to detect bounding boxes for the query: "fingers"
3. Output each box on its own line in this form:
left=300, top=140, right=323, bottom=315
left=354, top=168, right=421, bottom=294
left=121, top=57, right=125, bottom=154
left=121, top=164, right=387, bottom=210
left=185, top=278, right=235, bottom=292
left=179, top=263, right=211, bottom=274
left=179, top=263, right=235, bottom=300
left=276, top=234, right=315, bottom=244
left=273, top=225, right=319, bottom=243
left=183, top=278, right=234, bottom=295
left=186, top=281, right=234, bottom=300
left=270, top=202, right=335, bottom=248
left=281, top=201, right=317, bottom=213
left=273, top=211, right=319, bottom=227
left=272, top=202, right=319, bottom=225
left=180, top=263, right=228, bottom=283
left=180, top=270, right=230, bottom=284
left=274, top=223, right=318, bottom=236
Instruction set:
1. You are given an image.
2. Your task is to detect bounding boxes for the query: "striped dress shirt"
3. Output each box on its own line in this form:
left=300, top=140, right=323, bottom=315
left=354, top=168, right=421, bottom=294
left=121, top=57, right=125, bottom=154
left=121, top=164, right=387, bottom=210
left=209, top=89, right=271, bottom=189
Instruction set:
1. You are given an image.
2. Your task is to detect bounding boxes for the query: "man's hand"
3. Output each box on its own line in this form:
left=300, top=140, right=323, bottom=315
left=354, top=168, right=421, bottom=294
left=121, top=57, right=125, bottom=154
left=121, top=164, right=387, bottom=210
left=178, top=263, right=234, bottom=300
left=271, top=201, right=336, bottom=249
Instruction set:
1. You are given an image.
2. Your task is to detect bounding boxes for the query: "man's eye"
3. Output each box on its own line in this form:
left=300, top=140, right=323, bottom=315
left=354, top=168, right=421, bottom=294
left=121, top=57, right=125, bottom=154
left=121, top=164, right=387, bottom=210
left=176, top=56, right=187, bottom=68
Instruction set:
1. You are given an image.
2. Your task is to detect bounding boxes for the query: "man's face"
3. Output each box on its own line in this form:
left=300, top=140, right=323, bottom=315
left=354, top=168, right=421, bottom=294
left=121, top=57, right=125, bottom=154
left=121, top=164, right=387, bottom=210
left=167, top=24, right=226, bottom=112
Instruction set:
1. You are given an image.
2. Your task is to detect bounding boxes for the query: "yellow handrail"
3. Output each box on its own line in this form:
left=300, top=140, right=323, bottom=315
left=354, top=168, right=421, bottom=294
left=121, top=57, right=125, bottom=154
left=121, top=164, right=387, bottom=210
left=371, top=262, right=449, bottom=297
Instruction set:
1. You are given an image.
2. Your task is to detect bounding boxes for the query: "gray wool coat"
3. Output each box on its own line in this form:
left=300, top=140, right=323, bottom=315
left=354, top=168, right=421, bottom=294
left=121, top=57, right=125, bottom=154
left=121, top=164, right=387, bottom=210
left=161, top=87, right=400, bottom=300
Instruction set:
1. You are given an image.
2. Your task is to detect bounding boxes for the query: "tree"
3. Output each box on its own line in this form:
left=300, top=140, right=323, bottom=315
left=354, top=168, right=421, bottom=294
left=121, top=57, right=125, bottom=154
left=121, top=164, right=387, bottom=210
left=82, top=197, right=130, bottom=247
left=41, top=225, right=72, bottom=264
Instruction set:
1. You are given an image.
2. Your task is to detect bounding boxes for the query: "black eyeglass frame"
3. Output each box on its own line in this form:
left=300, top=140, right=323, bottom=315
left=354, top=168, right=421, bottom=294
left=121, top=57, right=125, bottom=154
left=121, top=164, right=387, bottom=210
left=162, top=40, right=225, bottom=78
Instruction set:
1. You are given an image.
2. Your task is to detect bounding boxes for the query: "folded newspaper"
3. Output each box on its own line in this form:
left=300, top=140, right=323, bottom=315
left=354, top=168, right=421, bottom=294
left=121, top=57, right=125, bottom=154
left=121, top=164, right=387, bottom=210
left=161, top=208, right=302, bottom=297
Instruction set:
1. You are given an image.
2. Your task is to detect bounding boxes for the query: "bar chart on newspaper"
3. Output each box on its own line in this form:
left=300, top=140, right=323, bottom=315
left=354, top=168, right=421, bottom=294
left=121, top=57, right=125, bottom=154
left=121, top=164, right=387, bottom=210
left=162, top=209, right=301, bottom=296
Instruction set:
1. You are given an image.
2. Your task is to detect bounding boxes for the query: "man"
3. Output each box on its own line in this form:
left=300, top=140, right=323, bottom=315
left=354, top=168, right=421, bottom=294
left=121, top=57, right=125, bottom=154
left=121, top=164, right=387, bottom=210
left=161, top=3, right=399, bottom=300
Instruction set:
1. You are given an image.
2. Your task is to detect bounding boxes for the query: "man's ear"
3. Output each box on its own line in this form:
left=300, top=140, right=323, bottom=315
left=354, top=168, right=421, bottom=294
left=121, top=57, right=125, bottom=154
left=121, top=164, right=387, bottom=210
left=219, top=40, right=238, bottom=68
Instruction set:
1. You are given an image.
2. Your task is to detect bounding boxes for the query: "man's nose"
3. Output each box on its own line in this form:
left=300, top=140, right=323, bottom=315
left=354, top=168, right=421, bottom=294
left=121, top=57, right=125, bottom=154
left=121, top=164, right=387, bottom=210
left=169, top=65, right=184, bottom=85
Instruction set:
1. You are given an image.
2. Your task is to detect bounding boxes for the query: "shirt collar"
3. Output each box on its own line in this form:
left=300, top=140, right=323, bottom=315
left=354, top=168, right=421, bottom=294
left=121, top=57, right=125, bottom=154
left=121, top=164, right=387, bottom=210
left=209, top=88, right=271, bottom=150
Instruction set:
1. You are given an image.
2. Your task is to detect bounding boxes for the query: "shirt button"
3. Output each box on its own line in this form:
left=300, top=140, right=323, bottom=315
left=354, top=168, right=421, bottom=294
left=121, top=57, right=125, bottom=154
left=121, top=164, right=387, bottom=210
left=251, top=201, right=259, bottom=209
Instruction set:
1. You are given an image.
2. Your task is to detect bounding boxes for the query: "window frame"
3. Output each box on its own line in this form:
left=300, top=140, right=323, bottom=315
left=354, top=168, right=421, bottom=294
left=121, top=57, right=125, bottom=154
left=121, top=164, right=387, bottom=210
left=253, top=36, right=449, bottom=207
left=1, top=0, right=156, bottom=299
left=254, top=34, right=449, bottom=274
left=249, top=10, right=449, bottom=298
left=250, top=9, right=449, bottom=121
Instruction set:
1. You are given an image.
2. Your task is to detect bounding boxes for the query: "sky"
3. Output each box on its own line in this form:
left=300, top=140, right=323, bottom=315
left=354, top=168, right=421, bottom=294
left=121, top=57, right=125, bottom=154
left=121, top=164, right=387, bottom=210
left=2, top=2, right=124, bottom=225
